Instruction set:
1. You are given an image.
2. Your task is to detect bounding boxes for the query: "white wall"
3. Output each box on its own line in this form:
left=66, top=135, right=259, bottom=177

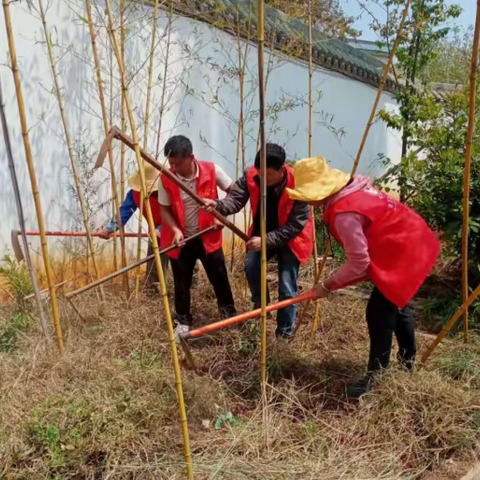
left=0, top=0, right=401, bottom=259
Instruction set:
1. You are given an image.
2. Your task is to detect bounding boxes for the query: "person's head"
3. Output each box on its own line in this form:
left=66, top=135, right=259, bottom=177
left=164, top=135, right=194, bottom=176
left=285, top=156, right=351, bottom=205
left=254, top=143, right=286, bottom=187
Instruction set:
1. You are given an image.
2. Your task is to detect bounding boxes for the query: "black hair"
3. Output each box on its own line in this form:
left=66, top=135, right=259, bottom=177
left=254, top=143, right=286, bottom=170
left=164, top=135, right=193, bottom=158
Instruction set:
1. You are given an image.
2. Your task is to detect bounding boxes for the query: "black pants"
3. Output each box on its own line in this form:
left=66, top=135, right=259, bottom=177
left=366, top=287, right=416, bottom=373
left=170, top=238, right=236, bottom=326
left=146, top=240, right=170, bottom=288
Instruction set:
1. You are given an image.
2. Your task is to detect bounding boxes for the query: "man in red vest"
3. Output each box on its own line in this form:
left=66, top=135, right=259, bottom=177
left=286, top=156, right=441, bottom=397
left=205, top=144, right=314, bottom=339
left=98, top=164, right=167, bottom=291
left=158, top=135, right=236, bottom=339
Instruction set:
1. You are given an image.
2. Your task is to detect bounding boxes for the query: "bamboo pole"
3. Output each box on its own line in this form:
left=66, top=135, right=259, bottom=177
left=135, top=0, right=159, bottom=298
left=351, top=0, right=412, bottom=176
left=257, top=0, right=268, bottom=387
left=242, top=1, right=252, bottom=298
left=109, top=44, right=118, bottom=274
left=0, top=74, right=49, bottom=338
left=307, top=0, right=321, bottom=336
left=100, top=128, right=249, bottom=241
left=420, top=280, right=480, bottom=366
left=230, top=5, right=242, bottom=272
left=230, top=3, right=251, bottom=274
left=2, top=0, right=64, bottom=352
left=66, top=227, right=215, bottom=299
left=104, top=2, right=193, bottom=477
left=120, top=0, right=126, bottom=201
left=84, top=0, right=130, bottom=296
left=38, top=0, right=110, bottom=302
left=461, top=0, right=480, bottom=343
left=155, top=0, right=173, bottom=159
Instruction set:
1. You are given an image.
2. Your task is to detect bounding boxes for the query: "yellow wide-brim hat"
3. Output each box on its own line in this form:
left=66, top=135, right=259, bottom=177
left=128, top=164, right=159, bottom=193
left=286, top=156, right=351, bottom=202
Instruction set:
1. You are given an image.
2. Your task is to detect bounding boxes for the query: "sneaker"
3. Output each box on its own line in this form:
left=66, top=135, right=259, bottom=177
left=174, top=323, right=190, bottom=344
left=345, top=376, right=374, bottom=399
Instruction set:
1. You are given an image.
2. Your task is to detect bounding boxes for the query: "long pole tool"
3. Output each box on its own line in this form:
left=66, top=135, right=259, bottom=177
left=65, top=227, right=215, bottom=299
left=461, top=0, right=480, bottom=343
left=2, top=0, right=64, bottom=352
left=0, top=74, right=49, bottom=338
left=97, top=127, right=249, bottom=242
left=104, top=1, right=193, bottom=476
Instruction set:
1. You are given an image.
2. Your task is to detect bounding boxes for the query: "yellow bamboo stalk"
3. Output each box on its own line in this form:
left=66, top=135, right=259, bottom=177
left=2, top=0, right=64, bottom=352
left=242, top=1, right=252, bottom=297
left=120, top=0, right=127, bottom=201
left=257, top=0, right=268, bottom=388
left=307, top=1, right=321, bottom=336
left=351, top=0, right=412, bottom=176
left=420, top=278, right=480, bottom=366
left=38, top=0, right=108, bottom=302
left=104, top=2, right=193, bottom=477
left=230, top=5, right=244, bottom=272
left=109, top=44, right=118, bottom=274
left=84, top=0, right=130, bottom=298
left=135, top=0, right=159, bottom=298
left=461, top=0, right=480, bottom=343
left=155, top=0, right=173, bottom=159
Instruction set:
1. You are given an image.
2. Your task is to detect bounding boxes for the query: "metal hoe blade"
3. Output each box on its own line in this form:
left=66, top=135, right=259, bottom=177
left=94, top=128, right=116, bottom=169
left=11, top=230, right=24, bottom=262
left=179, top=336, right=198, bottom=373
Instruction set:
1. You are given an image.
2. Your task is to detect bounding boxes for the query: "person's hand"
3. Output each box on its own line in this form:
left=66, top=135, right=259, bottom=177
left=212, top=217, right=224, bottom=230
left=314, top=282, right=330, bottom=300
left=172, top=228, right=185, bottom=247
left=97, top=227, right=111, bottom=240
left=202, top=198, right=217, bottom=213
left=246, top=236, right=261, bottom=251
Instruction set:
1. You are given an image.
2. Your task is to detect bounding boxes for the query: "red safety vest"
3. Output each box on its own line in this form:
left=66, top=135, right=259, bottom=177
left=323, top=187, right=441, bottom=308
left=160, top=160, right=222, bottom=259
left=246, top=166, right=314, bottom=265
left=132, top=190, right=162, bottom=230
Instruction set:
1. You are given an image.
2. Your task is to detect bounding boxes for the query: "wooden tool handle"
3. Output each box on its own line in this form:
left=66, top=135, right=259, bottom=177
left=110, top=127, right=250, bottom=242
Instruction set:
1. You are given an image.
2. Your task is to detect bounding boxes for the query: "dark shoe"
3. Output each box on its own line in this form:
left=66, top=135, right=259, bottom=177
left=346, top=376, right=374, bottom=398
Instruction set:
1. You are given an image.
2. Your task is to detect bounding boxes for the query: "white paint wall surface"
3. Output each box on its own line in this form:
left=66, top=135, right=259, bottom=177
left=0, top=0, right=401, bottom=259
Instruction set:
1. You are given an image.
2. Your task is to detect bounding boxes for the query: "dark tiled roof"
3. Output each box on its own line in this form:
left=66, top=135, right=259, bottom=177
left=166, top=0, right=396, bottom=91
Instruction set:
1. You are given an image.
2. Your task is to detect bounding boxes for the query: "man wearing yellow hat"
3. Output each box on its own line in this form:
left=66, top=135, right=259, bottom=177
left=205, top=144, right=314, bottom=339
left=98, top=164, right=168, bottom=290
left=286, top=156, right=440, bottom=397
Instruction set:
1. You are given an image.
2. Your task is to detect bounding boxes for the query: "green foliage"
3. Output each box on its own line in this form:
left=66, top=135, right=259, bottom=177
left=265, top=0, right=358, bottom=38
left=374, top=0, right=461, bottom=84
left=379, top=86, right=480, bottom=261
left=214, top=411, right=244, bottom=430
left=0, top=255, right=34, bottom=308
left=423, top=26, right=473, bottom=84
left=30, top=421, right=65, bottom=467
left=0, top=313, right=32, bottom=352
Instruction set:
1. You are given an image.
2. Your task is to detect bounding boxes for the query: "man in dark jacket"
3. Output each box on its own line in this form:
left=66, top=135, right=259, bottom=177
left=204, top=144, right=314, bottom=338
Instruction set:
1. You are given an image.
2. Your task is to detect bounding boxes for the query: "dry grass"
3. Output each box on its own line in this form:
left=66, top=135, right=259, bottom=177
left=1, top=256, right=480, bottom=479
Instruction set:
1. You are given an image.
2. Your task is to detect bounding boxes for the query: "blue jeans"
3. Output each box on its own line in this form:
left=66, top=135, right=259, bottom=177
left=245, top=247, right=300, bottom=337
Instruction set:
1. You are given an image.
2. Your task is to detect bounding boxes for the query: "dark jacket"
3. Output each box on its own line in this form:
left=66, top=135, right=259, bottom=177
left=215, top=169, right=310, bottom=250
